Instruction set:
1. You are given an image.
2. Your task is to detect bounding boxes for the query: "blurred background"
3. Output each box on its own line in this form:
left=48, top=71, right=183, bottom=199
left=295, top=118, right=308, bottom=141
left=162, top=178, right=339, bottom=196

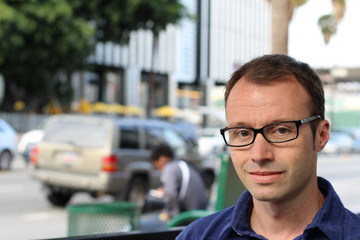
left=1, top=0, right=360, bottom=239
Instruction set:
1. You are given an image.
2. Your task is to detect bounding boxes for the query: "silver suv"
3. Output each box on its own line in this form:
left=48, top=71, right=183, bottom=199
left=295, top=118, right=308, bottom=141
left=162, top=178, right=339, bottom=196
left=30, top=114, right=215, bottom=207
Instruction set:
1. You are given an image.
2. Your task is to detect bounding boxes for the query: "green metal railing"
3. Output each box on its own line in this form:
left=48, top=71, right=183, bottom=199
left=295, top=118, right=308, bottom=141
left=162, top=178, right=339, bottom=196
left=67, top=201, right=140, bottom=237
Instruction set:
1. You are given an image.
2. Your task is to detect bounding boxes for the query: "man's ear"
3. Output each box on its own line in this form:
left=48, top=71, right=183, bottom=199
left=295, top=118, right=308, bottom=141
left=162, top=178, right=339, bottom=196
left=316, top=120, right=330, bottom=152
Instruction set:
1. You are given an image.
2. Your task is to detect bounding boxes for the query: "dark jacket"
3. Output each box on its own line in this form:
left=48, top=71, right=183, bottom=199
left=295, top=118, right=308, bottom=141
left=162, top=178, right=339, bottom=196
left=177, top=177, right=360, bottom=240
left=162, top=160, right=207, bottom=217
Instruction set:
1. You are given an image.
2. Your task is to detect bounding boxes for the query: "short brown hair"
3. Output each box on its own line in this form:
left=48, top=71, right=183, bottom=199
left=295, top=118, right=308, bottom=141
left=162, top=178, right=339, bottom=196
left=225, top=54, right=325, bottom=120
left=150, top=143, right=174, bottom=162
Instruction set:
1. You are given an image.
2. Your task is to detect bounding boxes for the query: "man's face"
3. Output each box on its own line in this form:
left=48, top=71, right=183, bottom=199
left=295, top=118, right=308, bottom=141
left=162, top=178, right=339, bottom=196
left=226, top=76, right=329, bottom=204
left=153, top=155, right=169, bottom=171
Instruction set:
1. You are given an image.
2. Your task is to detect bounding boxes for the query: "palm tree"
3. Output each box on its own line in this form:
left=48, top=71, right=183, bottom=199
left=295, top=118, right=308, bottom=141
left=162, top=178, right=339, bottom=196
left=270, top=0, right=346, bottom=54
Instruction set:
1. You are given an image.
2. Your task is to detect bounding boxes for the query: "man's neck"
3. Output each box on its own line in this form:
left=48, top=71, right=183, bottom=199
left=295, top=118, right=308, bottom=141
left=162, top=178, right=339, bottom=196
left=250, top=187, right=325, bottom=240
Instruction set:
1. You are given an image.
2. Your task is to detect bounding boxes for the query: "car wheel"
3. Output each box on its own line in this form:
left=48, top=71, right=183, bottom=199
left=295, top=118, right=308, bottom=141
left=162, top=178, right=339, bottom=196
left=125, top=178, right=147, bottom=208
left=0, top=151, right=12, bottom=170
left=47, top=189, right=73, bottom=207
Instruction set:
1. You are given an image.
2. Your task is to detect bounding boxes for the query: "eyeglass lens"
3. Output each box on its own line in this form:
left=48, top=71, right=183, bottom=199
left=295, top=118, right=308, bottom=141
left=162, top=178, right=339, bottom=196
left=224, top=121, right=298, bottom=146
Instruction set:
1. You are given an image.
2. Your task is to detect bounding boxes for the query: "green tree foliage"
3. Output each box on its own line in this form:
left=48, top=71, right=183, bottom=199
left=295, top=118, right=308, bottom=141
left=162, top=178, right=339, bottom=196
left=0, top=0, right=94, bottom=112
left=69, top=0, right=139, bottom=44
left=70, top=0, right=188, bottom=42
left=0, top=0, right=187, bottom=113
left=132, top=0, right=189, bottom=36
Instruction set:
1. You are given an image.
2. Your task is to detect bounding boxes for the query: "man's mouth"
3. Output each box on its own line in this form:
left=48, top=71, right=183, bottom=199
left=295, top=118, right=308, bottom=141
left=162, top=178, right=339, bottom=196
left=249, top=171, right=284, bottom=184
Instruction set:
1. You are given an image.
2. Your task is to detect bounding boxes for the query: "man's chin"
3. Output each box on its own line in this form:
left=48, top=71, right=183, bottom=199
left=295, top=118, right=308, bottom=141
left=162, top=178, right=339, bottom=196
left=248, top=187, right=285, bottom=203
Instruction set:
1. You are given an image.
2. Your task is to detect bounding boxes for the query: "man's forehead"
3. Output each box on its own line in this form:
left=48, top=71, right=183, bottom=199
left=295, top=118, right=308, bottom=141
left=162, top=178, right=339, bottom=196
left=225, top=76, right=311, bottom=126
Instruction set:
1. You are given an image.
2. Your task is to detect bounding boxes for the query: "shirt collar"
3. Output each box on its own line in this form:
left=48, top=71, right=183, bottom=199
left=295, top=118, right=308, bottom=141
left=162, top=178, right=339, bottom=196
left=303, top=177, right=345, bottom=239
left=218, top=177, right=346, bottom=239
left=218, top=189, right=263, bottom=239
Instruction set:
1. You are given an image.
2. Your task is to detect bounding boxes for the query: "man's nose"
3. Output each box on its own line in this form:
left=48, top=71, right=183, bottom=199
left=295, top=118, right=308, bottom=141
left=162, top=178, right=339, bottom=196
left=250, top=132, right=274, bottom=163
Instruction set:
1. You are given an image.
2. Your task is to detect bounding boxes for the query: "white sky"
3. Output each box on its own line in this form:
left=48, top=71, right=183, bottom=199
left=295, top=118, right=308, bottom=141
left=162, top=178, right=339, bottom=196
left=289, top=0, right=360, bottom=68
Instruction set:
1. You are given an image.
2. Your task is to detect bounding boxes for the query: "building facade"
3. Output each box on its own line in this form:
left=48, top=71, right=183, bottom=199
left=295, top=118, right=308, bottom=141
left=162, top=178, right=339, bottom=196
left=71, top=0, right=271, bottom=122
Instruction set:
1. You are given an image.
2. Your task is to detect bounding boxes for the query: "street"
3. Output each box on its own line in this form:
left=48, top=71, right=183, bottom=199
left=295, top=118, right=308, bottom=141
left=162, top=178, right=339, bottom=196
left=0, top=157, right=114, bottom=240
left=317, top=153, right=360, bottom=213
left=1, top=154, right=360, bottom=240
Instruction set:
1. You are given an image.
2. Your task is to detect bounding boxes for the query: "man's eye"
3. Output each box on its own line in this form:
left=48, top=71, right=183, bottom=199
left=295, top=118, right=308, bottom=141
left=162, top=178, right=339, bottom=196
left=276, top=127, right=288, bottom=134
left=236, top=129, right=251, bottom=137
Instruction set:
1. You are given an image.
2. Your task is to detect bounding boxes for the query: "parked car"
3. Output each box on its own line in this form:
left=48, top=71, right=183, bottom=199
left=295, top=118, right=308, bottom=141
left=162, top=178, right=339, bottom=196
left=30, top=114, right=215, bottom=207
left=198, top=127, right=226, bottom=156
left=322, top=131, right=355, bottom=155
left=17, top=128, right=44, bottom=163
left=173, top=121, right=200, bottom=148
left=338, top=127, right=360, bottom=153
left=0, top=119, right=17, bottom=170
left=352, top=138, right=360, bottom=153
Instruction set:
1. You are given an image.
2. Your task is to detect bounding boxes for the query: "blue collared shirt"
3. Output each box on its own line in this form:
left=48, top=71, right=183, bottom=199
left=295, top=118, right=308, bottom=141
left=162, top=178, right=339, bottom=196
left=176, top=177, right=360, bottom=240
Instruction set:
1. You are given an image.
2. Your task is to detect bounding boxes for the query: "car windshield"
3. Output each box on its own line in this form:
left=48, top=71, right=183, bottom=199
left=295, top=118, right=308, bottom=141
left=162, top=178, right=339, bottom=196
left=43, top=121, right=108, bottom=148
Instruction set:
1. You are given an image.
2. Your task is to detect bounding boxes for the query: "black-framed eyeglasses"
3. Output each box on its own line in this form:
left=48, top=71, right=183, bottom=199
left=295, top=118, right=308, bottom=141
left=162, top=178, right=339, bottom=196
left=220, top=115, right=322, bottom=147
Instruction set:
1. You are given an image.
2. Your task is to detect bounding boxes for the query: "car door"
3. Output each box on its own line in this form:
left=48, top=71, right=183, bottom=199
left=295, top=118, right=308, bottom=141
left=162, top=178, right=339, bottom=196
left=115, top=122, right=147, bottom=170
left=37, top=115, right=113, bottom=175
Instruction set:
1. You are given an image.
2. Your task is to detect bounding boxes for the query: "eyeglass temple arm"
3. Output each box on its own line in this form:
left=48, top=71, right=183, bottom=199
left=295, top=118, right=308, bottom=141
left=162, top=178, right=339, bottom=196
left=300, top=115, right=321, bottom=124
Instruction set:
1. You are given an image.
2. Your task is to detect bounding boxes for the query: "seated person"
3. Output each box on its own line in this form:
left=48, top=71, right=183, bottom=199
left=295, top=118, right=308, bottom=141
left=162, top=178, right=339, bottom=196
left=151, top=143, right=208, bottom=220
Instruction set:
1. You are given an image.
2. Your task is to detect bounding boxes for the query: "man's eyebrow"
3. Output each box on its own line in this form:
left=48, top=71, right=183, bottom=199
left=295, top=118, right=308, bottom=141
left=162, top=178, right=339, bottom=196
left=227, top=119, right=292, bottom=128
left=227, top=121, right=251, bottom=128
